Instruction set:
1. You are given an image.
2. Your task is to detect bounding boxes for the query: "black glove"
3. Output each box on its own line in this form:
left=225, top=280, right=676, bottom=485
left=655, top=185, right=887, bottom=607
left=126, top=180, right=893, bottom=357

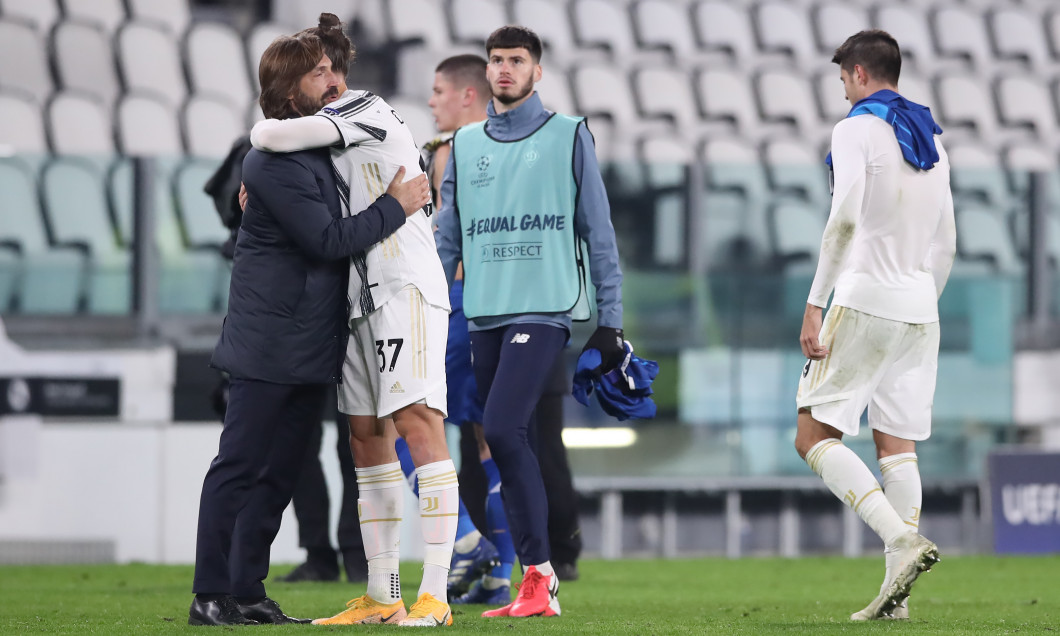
left=582, top=326, right=626, bottom=376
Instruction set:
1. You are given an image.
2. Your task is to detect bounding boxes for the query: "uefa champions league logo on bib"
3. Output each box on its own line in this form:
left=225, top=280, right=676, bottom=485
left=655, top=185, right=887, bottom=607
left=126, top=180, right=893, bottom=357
left=477, top=155, right=491, bottom=173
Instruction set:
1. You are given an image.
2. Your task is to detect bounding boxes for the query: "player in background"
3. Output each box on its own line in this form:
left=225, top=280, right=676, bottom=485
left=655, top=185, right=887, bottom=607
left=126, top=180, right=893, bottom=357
left=418, top=53, right=515, bottom=605
left=435, top=26, right=625, bottom=619
left=251, top=19, right=456, bottom=628
left=794, top=30, right=955, bottom=621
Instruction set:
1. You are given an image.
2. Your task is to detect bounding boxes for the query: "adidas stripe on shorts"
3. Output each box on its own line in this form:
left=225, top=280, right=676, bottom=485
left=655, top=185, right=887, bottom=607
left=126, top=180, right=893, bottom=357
left=338, top=284, right=448, bottom=418
left=796, top=305, right=939, bottom=441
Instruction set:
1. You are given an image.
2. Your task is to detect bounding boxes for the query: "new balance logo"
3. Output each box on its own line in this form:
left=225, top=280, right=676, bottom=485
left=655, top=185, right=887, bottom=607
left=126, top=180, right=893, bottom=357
left=510, top=333, right=530, bottom=344
left=390, top=382, right=405, bottom=394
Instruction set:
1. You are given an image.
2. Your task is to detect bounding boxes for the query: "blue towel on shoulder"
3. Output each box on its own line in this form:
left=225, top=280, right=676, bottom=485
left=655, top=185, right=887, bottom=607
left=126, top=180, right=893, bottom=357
left=826, top=89, right=942, bottom=171
left=573, top=341, right=658, bottom=422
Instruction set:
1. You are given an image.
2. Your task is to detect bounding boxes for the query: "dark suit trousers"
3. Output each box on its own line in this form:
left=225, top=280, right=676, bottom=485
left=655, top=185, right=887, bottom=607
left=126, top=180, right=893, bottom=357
left=192, top=378, right=327, bottom=597
left=289, top=410, right=362, bottom=556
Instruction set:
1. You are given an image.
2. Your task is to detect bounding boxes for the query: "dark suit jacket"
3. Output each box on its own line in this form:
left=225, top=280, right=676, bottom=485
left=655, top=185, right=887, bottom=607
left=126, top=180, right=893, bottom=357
left=211, top=147, right=405, bottom=384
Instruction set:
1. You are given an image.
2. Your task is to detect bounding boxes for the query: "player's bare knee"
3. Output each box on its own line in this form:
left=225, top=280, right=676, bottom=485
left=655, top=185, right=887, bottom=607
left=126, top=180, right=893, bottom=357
left=795, top=408, right=841, bottom=459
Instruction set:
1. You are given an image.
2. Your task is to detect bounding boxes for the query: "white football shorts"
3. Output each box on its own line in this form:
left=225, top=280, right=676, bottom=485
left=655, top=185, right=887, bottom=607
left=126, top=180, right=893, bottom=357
left=338, top=285, right=448, bottom=419
left=796, top=305, right=940, bottom=441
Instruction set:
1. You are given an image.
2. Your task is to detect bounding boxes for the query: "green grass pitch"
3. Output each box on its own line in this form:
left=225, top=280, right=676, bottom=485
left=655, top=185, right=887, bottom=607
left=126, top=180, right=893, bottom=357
left=1, top=556, right=1056, bottom=634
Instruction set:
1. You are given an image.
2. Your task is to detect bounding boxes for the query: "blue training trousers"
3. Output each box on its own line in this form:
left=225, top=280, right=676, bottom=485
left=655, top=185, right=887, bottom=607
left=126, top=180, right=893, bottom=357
left=469, top=323, right=567, bottom=566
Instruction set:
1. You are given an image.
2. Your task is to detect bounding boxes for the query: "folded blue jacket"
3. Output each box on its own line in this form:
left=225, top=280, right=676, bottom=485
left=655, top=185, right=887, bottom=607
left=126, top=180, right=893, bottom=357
left=826, top=89, right=943, bottom=171
left=573, top=341, right=659, bottom=422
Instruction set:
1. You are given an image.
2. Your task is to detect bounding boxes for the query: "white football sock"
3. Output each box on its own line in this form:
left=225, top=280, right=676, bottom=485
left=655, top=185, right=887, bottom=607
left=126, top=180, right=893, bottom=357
left=356, top=461, right=405, bottom=604
left=880, top=452, right=922, bottom=593
left=415, top=459, right=459, bottom=601
left=805, top=439, right=909, bottom=547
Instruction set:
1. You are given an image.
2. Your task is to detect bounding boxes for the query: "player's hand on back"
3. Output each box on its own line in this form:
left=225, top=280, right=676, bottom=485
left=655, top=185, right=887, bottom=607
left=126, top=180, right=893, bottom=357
left=386, top=166, right=431, bottom=218
left=238, top=182, right=248, bottom=212
left=800, top=304, right=829, bottom=360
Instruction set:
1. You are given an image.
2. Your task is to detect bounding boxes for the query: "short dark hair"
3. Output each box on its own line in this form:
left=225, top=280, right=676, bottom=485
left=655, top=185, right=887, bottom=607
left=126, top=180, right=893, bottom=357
left=297, top=12, right=355, bottom=76
left=258, top=34, right=323, bottom=119
left=832, top=29, right=901, bottom=86
left=435, top=54, right=491, bottom=98
left=485, top=25, right=542, bottom=63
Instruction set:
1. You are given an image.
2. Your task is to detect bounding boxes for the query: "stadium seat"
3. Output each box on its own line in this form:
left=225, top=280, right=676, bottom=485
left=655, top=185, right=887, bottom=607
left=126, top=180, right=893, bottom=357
left=52, top=20, right=121, bottom=109
left=40, top=158, right=131, bottom=314
left=386, top=96, right=435, bottom=148
left=639, top=135, right=695, bottom=190
left=116, top=21, right=187, bottom=109
left=813, top=69, right=848, bottom=123
left=947, top=142, right=1011, bottom=209
left=245, top=21, right=289, bottom=91
left=700, top=137, right=770, bottom=267
left=46, top=92, right=115, bottom=156
left=761, top=138, right=830, bottom=209
left=0, top=20, right=52, bottom=104
left=995, top=76, right=1057, bottom=145
left=897, top=71, right=936, bottom=117
left=931, top=5, right=995, bottom=73
left=0, top=159, right=83, bottom=313
left=572, top=0, right=663, bottom=65
left=385, top=0, right=451, bottom=49
left=0, top=92, right=48, bottom=154
left=172, top=160, right=232, bottom=312
left=693, top=0, right=759, bottom=67
left=61, top=0, right=126, bottom=35
left=811, top=2, right=870, bottom=55
left=696, top=67, right=763, bottom=140
left=958, top=206, right=1025, bottom=277
left=184, top=22, right=253, bottom=110
left=755, top=69, right=824, bottom=140
left=512, top=0, right=603, bottom=66
left=109, top=156, right=225, bottom=313
left=989, top=6, right=1052, bottom=72
left=395, top=43, right=483, bottom=101
left=769, top=199, right=826, bottom=269
left=118, top=94, right=184, bottom=156
left=534, top=65, right=575, bottom=117
left=934, top=75, right=999, bottom=145
left=447, top=0, right=508, bottom=48
left=126, top=0, right=190, bottom=35
left=0, top=0, right=58, bottom=33
left=753, top=1, right=818, bottom=68
left=572, top=64, right=659, bottom=136
left=872, top=4, right=942, bottom=74
left=1003, top=144, right=1058, bottom=201
left=182, top=96, right=244, bottom=158
left=632, top=67, right=702, bottom=134
left=632, top=0, right=711, bottom=66
left=270, top=0, right=360, bottom=31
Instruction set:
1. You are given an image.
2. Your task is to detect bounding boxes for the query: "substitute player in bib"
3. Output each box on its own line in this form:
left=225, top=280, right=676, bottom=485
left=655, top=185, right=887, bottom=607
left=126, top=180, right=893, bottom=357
left=436, top=26, right=625, bottom=619
left=251, top=26, right=456, bottom=628
left=795, top=30, right=956, bottom=621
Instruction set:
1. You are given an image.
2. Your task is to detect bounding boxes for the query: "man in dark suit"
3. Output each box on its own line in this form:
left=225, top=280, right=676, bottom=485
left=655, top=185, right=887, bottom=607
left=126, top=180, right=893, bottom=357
left=188, top=33, right=430, bottom=626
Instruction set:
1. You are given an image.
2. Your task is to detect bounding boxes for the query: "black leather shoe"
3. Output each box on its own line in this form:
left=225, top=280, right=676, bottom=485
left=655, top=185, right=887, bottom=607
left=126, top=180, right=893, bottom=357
left=235, top=596, right=311, bottom=624
left=188, top=595, right=259, bottom=626
left=278, top=560, right=339, bottom=583
left=342, top=550, right=369, bottom=583
left=555, top=562, right=580, bottom=582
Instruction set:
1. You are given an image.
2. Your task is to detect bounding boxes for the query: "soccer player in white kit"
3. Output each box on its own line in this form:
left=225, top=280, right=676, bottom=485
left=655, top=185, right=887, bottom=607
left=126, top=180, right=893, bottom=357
left=250, top=27, right=457, bottom=628
left=793, top=30, right=956, bottom=621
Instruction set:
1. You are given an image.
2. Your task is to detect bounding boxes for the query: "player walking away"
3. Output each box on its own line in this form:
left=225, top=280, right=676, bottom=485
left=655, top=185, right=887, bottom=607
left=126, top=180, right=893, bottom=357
left=251, top=20, right=456, bottom=628
left=794, top=30, right=956, bottom=621
left=435, top=26, right=626, bottom=619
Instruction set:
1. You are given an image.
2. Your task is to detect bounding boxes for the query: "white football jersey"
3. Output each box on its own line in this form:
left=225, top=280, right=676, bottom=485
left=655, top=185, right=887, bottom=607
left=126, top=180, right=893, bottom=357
left=317, top=90, right=450, bottom=318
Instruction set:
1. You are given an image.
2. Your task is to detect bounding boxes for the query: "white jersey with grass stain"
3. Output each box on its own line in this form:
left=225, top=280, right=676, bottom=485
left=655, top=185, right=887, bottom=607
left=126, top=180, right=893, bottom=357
left=808, top=114, right=956, bottom=324
left=317, top=89, right=449, bottom=318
